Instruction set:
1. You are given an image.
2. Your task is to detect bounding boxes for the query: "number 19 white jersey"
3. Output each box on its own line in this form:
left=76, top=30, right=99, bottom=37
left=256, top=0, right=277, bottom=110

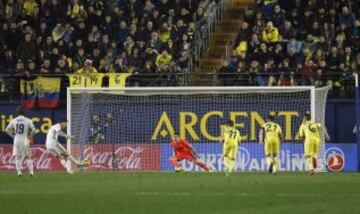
left=6, top=116, right=35, bottom=144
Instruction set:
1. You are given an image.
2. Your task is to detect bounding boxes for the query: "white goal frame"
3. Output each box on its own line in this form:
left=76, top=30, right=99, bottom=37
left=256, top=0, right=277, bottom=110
left=66, top=86, right=317, bottom=172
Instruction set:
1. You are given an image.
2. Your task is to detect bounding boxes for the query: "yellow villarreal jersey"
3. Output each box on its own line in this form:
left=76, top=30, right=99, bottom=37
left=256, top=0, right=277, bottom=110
left=262, top=122, right=282, bottom=141
left=224, top=127, right=241, bottom=145
left=299, top=121, right=321, bottom=140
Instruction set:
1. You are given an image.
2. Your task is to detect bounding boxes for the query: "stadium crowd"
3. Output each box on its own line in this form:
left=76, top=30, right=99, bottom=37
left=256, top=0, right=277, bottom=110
left=219, top=0, right=360, bottom=91
left=0, top=0, right=218, bottom=80
left=0, top=0, right=359, bottom=96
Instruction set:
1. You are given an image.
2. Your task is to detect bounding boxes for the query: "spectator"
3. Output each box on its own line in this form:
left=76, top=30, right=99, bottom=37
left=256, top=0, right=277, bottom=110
left=40, top=59, right=52, bottom=74
left=76, top=59, right=98, bottom=74
left=16, top=33, right=36, bottom=62
left=343, top=46, right=354, bottom=69
left=218, top=60, right=234, bottom=86
left=278, top=58, right=295, bottom=86
left=262, top=21, right=279, bottom=43
left=270, top=5, right=286, bottom=27
left=26, top=60, right=37, bottom=74
left=350, top=20, right=360, bottom=49
left=23, top=0, right=38, bottom=16
left=54, top=57, right=69, bottom=74
left=301, top=60, right=317, bottom=85
left=249, top=60, right=265, bottom=86
left=52, top=24, right=65, bottom=43
left=280, top=21, right=296, bottom=41
left=234, top=22, right=251, bottom=50
left=155, top=49, right=173, bottom=72
left=338, top=6, right=356, bottom=28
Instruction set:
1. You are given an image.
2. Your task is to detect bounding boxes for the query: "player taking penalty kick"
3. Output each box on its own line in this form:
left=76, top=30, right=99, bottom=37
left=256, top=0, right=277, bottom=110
left=259, top=114, right=282, bottom=175
left=169, top=134, right=210, bottom=172
left=221, top=120, right=241, bottom=176
left=46, top=119, right=89, bottom=173
left=299, top=112, right=330, bottom=176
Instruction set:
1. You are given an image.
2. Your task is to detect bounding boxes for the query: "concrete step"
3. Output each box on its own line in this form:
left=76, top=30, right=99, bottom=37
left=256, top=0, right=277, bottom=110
left=204, top=46, right=229, bottom=58
left=189, top=74, right=218, bottom=86
left=197, top=59, right=223, bottom=72
left=230, top=0, right=255, bottom=7
left=191, top=0, right=255, bottom=85
left=198, top=59, right=223, bottom=66
left=215, top=20, right=242, bottom=32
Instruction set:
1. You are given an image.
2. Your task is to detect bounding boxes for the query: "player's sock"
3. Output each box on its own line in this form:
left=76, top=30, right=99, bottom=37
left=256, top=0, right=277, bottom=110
left=266, top=156, right=272, bottom=173
left=266, top=156, right=272, bottom=166
left=228, top=159, right=235, bottom=173
left=306, top=157, right=313, bottom=171
left=170, top=159, right=181, bottom=168
left=15, top=156, right=22, bottom=175
left=223, top=157, right=229, bottom=169
left=60, top=159, right=67, bottom=169
left=312, top=157, right=317, bottom=169
left=67, top=155, right=80, bottom=165
left=195, top=160, right=209, bottom=171
left=272, top=157, right=278, bottom=173
left=27, top=159, right=34, bottom=175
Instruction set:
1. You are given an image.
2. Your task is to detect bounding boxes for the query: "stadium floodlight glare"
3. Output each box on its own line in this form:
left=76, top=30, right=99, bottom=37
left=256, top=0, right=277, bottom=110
left=67, top=86, right=329, bottom=173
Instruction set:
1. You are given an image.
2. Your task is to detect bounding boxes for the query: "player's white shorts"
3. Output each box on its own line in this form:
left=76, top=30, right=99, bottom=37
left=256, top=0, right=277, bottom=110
left=13, top=140, right=32, bottom=158
left=46, top=141, right=67, bottom=156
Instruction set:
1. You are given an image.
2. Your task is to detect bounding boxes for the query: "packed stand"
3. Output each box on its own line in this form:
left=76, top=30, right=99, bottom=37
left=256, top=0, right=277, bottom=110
left=0, top=0, right=219, bottom=89
left=218, top=0, right=360, bottom=96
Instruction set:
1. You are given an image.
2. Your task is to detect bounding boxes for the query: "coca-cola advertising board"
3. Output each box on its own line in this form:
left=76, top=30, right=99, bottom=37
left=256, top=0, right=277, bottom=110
left=0, top=144, right=161, bottom=171
left=0, top=145, right=65, bottom=171
left=74, top=144, right=161, bottom=171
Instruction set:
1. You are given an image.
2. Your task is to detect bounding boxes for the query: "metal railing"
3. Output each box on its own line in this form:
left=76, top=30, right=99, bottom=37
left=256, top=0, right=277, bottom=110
left=193, top=0, right=228, bottom=66
left=0, top=71, right=356, bottom=100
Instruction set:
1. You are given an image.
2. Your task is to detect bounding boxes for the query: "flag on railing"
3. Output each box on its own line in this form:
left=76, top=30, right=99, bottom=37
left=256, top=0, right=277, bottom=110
left=20, top=79, right=37, bottom=109
left=36, top=77, right=61, bottom=108
left=20, top=77, right=61, bottom=109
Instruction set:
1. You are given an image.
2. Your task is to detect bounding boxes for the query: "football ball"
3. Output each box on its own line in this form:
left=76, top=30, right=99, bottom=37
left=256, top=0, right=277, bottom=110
left=83, top=159, right=91, bottom=167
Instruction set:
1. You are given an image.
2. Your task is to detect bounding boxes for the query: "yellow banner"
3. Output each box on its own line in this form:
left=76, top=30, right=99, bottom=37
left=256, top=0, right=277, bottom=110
left=108, top=73, right=132, bottom=88
left=84, top=73, right=105, bottom=87
left=67, top=73, right=105, bottom=88
left=67, top=74, right=85, bottom=88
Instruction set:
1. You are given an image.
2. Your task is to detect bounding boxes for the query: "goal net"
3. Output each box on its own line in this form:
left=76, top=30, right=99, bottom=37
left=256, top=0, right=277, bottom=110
left=66, top=86, right=329, bottom=172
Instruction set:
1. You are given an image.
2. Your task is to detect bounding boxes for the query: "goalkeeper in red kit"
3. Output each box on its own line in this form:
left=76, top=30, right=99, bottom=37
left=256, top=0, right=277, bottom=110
left=169, top=134, right=210, bottom=172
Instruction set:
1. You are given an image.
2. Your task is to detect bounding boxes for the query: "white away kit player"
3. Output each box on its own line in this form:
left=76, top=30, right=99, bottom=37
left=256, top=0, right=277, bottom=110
left=5, top=107, right=35, bottom=176
left=46, top=118, right=89, bottom=172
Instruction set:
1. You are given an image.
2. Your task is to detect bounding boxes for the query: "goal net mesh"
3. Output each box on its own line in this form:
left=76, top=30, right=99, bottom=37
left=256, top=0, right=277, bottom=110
left=68, top=87, right=329, bottom=172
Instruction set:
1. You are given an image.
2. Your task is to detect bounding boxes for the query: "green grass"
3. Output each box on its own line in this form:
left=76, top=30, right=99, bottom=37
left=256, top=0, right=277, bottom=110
left=0, top=172, right=359, bottom=214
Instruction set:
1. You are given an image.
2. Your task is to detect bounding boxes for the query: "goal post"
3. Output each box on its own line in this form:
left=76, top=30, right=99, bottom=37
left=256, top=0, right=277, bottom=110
left=66, top=86, right=329, bottom=172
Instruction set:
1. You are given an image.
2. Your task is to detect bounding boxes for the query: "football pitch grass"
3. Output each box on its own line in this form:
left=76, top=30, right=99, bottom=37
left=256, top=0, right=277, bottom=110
left=0, top=172, right=359, bottom=214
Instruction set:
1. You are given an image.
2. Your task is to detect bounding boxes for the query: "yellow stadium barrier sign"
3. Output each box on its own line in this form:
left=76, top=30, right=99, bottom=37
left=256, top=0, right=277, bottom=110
left=84, top=73, right=105, bottom=87
left=67, top=74, right=85, bottom=88
left=108, top=73, right=132, bottom=88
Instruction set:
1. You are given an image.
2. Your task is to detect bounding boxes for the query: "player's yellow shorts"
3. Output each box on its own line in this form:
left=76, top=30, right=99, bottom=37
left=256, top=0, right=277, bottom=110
left=223, top=143, right=238, bottom=160
left=304, top=137, right=321, bottom=157
left=264, top=137, right=280, bottom=156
